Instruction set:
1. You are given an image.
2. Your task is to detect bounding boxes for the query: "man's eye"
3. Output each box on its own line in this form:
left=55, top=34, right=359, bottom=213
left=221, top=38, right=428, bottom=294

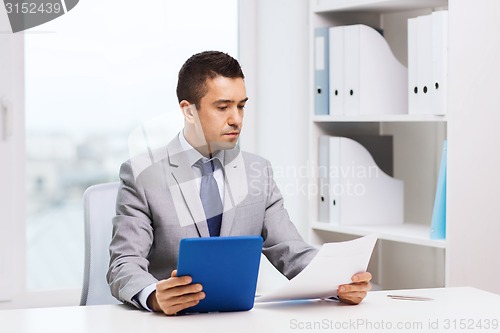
left=218, top=106, right=228, bottom=111
left=238, top=105, right=246, bottom=110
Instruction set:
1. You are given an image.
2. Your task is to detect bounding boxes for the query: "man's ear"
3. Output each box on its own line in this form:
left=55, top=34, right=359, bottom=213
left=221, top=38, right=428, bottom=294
left=180, top=100, right=194, bottom=122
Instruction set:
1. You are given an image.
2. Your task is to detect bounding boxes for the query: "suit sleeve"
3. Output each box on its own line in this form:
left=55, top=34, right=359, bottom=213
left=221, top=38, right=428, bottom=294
left=106, top=160, right=158, bottom=308
left=260, top=160, right=318, bottom=279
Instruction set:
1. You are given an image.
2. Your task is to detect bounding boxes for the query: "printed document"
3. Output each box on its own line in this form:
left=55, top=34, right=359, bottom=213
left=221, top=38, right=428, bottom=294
left=256, top=234, right=377, bottom=302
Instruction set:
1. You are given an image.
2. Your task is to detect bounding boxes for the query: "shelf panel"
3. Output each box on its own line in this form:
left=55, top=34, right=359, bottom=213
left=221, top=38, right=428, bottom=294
left=313, top=0, right=448, bottom=13
left=312, top=114, right=447, bottom=123
left=311, top=221, right=446, bottom=248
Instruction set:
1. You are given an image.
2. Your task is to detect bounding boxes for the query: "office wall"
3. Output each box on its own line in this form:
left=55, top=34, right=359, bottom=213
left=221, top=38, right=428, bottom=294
left=446, top=0, right=500, bottom=294
left=241, top=0, right=310, bottom=238
left=237, top=0, right=310, bottom=291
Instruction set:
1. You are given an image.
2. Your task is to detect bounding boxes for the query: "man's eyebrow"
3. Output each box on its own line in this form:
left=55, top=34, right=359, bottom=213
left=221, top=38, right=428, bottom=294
left=212, top=97, right=249, bottom=105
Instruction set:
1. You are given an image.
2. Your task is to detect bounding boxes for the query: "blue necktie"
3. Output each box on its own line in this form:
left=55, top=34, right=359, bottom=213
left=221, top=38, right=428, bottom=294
left=197, top=159, right=223, bottom=237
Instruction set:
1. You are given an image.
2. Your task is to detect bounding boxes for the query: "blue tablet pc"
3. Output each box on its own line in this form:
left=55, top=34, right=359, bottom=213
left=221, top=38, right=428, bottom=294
left=177, top=236, right=263, bottom=313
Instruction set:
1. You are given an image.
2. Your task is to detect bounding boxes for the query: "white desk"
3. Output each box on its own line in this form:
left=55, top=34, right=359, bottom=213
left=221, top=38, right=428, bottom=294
left=2, top=288, right=499, bottom=332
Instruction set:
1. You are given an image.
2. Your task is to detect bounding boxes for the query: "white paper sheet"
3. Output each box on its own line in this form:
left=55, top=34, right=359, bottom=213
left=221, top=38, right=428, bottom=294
left=255, top=234, right=377, bottom=303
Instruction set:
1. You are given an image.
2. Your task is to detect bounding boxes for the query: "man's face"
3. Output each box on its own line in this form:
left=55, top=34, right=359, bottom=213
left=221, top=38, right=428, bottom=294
left=195, top=76, right=247, bottom=152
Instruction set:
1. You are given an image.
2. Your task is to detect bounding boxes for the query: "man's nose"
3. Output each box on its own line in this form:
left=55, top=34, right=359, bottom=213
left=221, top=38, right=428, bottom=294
left=227, top=106, right=243, bottom=127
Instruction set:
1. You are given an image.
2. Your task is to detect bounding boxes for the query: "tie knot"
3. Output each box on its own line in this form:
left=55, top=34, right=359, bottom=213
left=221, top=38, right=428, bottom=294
left=197, top=159, right=218, bottom=176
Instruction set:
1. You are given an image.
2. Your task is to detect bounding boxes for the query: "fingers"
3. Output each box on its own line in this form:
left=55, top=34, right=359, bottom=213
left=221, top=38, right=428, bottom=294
left=154, top=273, right=206, bottom=316
left=337, top=272, right=373, bottom=305
left=157, top=274, right=195, bottom=293
left=339, top=281, right=372, bottom=293
left=161, top=299, right=203, bottom=316
left=338, top=291, right=368, bottom=305
left=351, top=271, right=372, bottom=283
left=338, top=285, right=369, bottom=305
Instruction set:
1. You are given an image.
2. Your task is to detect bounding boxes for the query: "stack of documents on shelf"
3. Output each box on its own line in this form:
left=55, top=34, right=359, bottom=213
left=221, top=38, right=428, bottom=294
left=318, top=135, right=404, bottom=225
left=408, top=11, right=448, bottom=115
left=256, top=235, right=377, bottom=302
left=327, top=24, right=407, bottom=116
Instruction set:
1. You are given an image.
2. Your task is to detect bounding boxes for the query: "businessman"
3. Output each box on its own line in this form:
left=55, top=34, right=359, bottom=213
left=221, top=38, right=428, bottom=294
left=107, top=51, right=372, bottom=316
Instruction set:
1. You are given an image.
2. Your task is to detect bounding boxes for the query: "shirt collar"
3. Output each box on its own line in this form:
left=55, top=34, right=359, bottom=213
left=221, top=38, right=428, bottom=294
left=178, top=131, right=225, bottom=167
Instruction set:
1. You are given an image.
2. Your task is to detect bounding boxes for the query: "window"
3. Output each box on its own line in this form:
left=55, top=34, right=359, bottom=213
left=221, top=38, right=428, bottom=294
left=25, top=0, right=238, bottom=291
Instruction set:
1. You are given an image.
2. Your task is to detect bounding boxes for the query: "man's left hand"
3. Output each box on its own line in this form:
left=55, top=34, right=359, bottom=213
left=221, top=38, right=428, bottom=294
left=337, top=272, right=372, bottom=305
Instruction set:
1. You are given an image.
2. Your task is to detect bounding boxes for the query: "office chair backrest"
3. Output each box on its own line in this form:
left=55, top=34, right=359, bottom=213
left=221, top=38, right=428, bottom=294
left=80, top=182, right=122, bottom=306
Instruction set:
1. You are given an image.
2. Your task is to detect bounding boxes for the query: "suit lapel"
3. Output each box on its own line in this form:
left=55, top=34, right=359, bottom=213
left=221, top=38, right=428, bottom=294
left=165, top=136, right=248, bottom=238
left=167, top=137, right=209, bottom=238
left=220, top=147, right=248, bottom=236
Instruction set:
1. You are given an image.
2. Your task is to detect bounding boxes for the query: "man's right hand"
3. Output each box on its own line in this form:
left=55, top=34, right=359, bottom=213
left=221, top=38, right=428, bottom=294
left=147, top=270, right=205, bottom=316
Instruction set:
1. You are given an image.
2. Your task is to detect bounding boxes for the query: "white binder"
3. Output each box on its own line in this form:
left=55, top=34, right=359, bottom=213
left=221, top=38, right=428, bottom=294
left=318, top=136, right=340, bottom=223
left=358, top=24, right=407, bottom=115
left=314, top=27, right=330, bottom=115
left=330, top=24, right=407, bottom=116
left=414, top=14, right=433, bottom=114
left=318, top=136, right=330, bottom=222
left=320, top=136, right=404, bottom=225
left=431, top=10, right=448, bottom=115
left=408, top=17, right=419, bottom=115
left=343, top=25, right=360, bottom=116
left=329, top=26, right=345, bottom=115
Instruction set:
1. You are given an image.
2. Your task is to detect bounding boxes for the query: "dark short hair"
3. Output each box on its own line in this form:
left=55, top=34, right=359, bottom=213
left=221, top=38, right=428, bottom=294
left=176, top=51, right=245, bottom=107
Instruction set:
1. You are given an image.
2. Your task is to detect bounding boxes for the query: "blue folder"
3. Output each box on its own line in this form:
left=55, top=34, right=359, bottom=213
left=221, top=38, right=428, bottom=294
left=430, top=140, right=447, bottom=239
left=314, top=27, right=330, bottom=115
left=177, top=236, right=263, bottom=313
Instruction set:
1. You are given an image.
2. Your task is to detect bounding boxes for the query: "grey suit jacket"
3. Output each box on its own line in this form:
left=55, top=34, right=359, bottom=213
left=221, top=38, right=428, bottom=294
left=107, top=136, right=318, bottom=307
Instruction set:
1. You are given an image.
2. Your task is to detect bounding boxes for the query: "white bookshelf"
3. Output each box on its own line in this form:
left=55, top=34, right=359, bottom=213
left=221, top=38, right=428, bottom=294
left=305, top=0, right=500, bottom=295
left=312, top=0, right=448, bottom=13
left=313, top=114, right=447, bottom=123
left=307, top=0, right=448, bottom=290
left=311, top=222, right=446, bottom=249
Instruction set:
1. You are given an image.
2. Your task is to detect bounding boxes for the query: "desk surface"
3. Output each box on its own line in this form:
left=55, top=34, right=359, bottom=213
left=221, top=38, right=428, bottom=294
left=2, top=288, right=500, bottom=333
